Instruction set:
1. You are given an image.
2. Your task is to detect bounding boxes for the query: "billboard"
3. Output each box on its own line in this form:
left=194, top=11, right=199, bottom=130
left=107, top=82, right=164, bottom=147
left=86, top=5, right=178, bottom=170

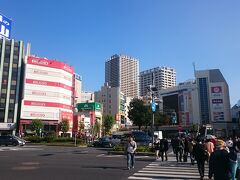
left=0, top=13, right=12, bottom=39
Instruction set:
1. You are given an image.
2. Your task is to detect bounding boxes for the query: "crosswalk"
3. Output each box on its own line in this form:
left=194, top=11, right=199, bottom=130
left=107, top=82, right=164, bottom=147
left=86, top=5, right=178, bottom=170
left=0, top=145, right=43, bottom=151
left=128, top=156, right=209, bottom=180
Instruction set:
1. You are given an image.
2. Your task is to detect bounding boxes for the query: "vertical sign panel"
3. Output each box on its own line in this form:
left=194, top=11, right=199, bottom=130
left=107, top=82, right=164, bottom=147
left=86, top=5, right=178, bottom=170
left=0, top=13, right=12, bottom=39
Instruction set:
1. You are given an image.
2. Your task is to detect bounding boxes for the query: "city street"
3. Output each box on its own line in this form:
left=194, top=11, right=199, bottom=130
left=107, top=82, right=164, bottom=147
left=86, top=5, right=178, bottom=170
left=0, top=145, right=154, bottom=180
left=0, top=145, right=210, bottom=180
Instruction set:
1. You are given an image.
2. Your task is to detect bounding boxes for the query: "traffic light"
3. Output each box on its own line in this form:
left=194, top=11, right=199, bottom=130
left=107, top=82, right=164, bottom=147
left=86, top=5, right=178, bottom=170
left=171, top=112, right=177, bottom=124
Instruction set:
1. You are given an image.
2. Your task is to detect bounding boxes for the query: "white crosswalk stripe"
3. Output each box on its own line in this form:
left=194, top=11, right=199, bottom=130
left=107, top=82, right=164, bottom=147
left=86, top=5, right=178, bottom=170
left=128, top=156, right=209, bottom=180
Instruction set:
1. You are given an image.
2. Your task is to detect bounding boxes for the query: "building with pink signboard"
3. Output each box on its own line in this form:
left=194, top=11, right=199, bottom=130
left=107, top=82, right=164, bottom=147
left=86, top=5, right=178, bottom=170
left=20, top=56, right=74, bottom=136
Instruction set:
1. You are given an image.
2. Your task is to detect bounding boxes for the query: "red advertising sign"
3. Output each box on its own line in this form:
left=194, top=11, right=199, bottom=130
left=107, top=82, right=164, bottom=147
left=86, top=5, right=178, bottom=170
left=211, top=86, right=222, bottom=93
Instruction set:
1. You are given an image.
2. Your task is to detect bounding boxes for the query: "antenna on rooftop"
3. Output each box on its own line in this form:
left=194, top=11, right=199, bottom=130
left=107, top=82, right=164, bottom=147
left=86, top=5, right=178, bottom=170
left=192, top=62, right=196, bottom=77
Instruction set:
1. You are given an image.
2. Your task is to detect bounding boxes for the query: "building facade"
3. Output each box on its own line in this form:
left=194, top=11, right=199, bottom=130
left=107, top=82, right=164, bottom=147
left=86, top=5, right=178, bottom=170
left=105, top=54, right=139, bottom=98
left=160, top=80, right=200, bottom=128
left=81, top=92, right=94, bottom=103
left=195, top=69, right=232, bottom=136
left=95, top=83, right=127, bottom=130
left=0, top=38, right=24, bottom=135
left=20, top=56, right=74, bottom=136
left=75, top=102, right=102, bottom=137
left=73, top=73, right=82, bottom=106
left=140, top=66, right=176, bottom=97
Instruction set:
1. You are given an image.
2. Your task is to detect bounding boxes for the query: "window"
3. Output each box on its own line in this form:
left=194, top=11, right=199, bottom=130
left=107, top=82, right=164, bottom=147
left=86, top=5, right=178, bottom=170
left=0, top=98, right=5, bottom=103
left=10, top=90, right=15, bottom=94
left=12, top=63, right=18, bottom=68
left=3, top=62, right=8, bottom=67
left=7, top=118, right=13, bottom=123
left=9, top=99, right=14, bottom=104
left=11, top=80, right=16, bottom=85
left=1, top=89, right=7, bottom=94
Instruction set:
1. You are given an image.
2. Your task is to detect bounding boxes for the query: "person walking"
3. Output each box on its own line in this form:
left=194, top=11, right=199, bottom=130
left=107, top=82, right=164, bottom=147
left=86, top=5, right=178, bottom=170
left=208, top=139, right=230, bottom=180
left=205, top=138, right=215, bottom=162
left=183, top=137, right=189, bottom=162
left=188, top=138, right=195, bottom=165
left=228, top=140, right=238, bottom=180
left=162, top=138, right=169, bottom=161
left=125, top=136, right=137, bottom=170
left=175, top=136, right=184, bottom=162
left=192, top=138, right=208, bottom=180
left=154, top=138, right=160, bottom=160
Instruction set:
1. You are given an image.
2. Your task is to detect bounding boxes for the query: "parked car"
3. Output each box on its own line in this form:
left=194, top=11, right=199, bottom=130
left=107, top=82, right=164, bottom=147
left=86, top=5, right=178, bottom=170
left=92, top=137, right=113, bottom=148
left=120, top=130, right=152, bottom=147
left=0, top=135, right=26, bottom=146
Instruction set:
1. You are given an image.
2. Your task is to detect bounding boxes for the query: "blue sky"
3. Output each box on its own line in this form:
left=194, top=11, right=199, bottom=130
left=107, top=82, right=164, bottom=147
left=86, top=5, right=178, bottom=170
left=1, top=0, right=239, bottom=105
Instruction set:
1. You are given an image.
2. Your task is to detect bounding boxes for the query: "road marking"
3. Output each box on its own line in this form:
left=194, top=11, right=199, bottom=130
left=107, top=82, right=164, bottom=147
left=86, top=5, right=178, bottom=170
left=128, top=156, right=209, bottom=180
left=97, top=154, right=105, bottom=157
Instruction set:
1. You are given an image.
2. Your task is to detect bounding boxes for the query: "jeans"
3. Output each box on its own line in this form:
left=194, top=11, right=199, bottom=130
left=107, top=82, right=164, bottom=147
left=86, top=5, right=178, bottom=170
left=127, top=153, right=135, bottom=168
left=230, top=159, right=238, bottom=180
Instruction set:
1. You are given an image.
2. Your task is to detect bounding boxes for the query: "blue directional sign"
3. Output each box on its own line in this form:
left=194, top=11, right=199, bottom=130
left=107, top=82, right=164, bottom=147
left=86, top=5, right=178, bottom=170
left=0, top=13, right=12, bottom=39
left=151, top=101, right=156, bottom=112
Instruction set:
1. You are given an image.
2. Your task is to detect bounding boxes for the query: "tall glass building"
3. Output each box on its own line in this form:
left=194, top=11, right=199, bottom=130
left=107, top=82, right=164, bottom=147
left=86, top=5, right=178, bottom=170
left=0, top=38, right=24, bottom=135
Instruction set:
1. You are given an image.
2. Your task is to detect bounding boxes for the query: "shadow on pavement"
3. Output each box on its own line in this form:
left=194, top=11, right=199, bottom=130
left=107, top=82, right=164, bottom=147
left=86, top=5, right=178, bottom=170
left=81, top=165, right=126, bottom=170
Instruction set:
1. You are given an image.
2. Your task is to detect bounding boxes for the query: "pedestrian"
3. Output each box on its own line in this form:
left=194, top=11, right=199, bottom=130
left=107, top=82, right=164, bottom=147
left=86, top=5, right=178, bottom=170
left=228, top=140, right=238, bottom=180
left=188, top=138, right=195, bottom=165
left=235, top=141, right=240, bottom=180
left=183, top=137, right=189, bottom=162
left=192, top=138, right=208, bottom=180
left=208, top=139, right=230, bottom=180
left=175, top=136, right=184, bottom=162
left=205, top=138, right=214, bottom=162
left=125, top=136, right=137, bottom=170
left=162, top=137, right=169, bottom=161
left=154, top=138, right=160, bottom=160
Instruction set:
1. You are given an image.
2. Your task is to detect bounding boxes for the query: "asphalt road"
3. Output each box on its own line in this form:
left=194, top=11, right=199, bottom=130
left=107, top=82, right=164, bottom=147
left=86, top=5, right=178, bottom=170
left=0, top=145, right=155, bottom=180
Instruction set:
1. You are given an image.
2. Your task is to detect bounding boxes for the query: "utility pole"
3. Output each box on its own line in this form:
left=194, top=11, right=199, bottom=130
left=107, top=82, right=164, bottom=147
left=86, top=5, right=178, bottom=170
left=149, top=72, right=157, bottom=148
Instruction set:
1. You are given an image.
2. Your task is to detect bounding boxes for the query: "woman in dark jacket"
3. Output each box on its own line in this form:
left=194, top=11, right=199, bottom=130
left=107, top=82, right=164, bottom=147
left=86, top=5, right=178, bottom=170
left=209, top=139, right=230, bottom=180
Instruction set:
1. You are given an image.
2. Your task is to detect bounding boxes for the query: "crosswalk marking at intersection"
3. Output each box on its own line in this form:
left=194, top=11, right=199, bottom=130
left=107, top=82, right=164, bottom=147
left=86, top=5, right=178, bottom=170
left=128, top=156, right=209, bottom=180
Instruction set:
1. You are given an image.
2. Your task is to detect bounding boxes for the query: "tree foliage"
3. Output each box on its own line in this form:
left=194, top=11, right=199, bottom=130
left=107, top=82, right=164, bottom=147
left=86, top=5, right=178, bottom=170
left=59, top=119, right=70, bottom=136
left=154, top=112, right=170, bottom=127
left=128, top=98, right=151, bottom=130
left=103, top=115, right=115, bottom=135
left=92, top=120, right=100, bottom=137
left=31, top=119, right=44, bottom=136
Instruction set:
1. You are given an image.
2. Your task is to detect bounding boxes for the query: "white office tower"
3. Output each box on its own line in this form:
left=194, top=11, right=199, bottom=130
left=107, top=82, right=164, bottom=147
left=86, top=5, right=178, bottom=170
left=140, top=67, right=176, bottom=97
left=105, top=54, right=139, bottom=98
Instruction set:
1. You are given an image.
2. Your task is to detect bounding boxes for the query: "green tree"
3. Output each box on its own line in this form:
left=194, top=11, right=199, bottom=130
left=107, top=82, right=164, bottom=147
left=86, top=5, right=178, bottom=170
left=78, top=121, right=85, bottom=136
left=92, top=120, right=100, bottom=138
left=128, top=98, right=151, bottom=130
left=103, top=115, right=115, bottom=135
left=154, top=112, right=170, bottom=127
left=31, top=119, right=44, bottom=136
left=59, top=119, right=70, bottom=137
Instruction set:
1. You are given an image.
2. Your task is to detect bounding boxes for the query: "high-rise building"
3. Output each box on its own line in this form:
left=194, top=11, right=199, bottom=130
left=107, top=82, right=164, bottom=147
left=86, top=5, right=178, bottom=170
left=20, top=56, right=74, bottom=136
left=195, top=69, right=231, bottom=136
left=140, top=67, right=176, bottom=97
left=105, top=54, right=139, bottom=98
left=0, top=38, right=24, bottom=135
